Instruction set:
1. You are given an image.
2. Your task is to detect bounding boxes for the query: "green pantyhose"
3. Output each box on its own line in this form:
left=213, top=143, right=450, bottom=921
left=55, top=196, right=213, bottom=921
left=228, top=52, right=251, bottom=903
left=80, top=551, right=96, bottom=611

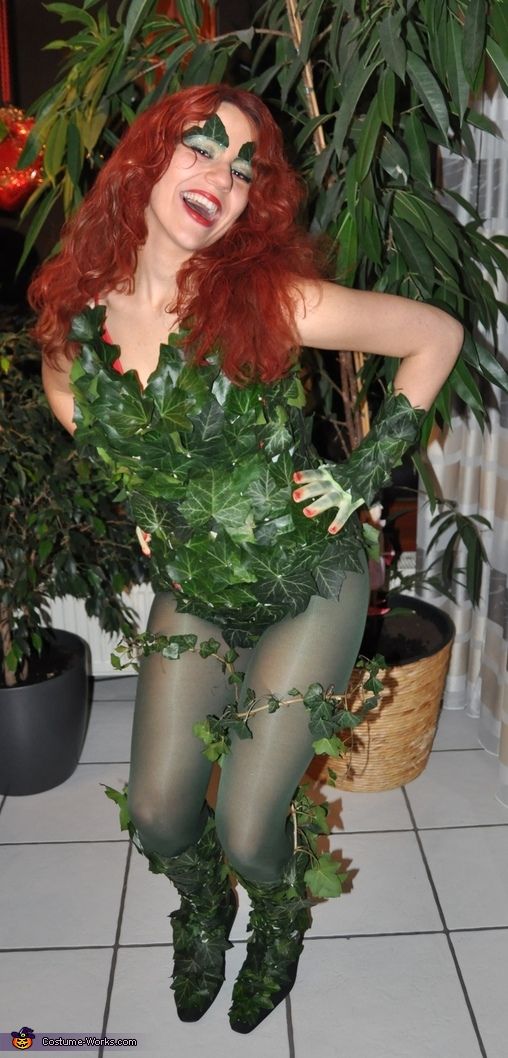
left=126, top=563, right=369, bottom=885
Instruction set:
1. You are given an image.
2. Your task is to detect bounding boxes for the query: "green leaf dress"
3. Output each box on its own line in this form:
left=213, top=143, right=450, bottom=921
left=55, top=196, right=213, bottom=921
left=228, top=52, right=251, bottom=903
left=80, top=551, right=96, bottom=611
left=70, top=305, right=367, bottom=647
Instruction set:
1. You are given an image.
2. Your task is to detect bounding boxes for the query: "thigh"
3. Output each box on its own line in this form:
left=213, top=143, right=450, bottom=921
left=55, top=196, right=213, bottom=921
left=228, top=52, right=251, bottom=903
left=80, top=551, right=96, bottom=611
left=128, top=592, right=251, bottom=816
left=216, top=560, right=370, bottom=834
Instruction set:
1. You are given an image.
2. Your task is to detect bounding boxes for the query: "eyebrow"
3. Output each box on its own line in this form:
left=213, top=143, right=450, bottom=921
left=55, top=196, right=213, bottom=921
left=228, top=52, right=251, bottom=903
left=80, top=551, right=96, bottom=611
left=231, top=155, right=253, bottom=175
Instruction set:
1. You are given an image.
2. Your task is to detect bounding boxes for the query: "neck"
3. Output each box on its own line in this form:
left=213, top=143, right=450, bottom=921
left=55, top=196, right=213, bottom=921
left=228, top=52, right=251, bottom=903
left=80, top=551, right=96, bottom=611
left=133, top=222, right=193, bottom=313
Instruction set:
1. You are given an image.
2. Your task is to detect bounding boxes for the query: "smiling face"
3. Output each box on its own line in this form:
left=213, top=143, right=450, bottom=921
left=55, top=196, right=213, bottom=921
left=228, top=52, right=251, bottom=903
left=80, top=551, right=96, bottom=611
left=146, top=101, right=256, bottom=257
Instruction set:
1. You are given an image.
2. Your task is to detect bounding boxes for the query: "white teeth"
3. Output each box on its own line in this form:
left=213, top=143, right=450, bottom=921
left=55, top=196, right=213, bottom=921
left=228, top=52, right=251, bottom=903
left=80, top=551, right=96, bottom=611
left=182, top=191, right=219, bottom=219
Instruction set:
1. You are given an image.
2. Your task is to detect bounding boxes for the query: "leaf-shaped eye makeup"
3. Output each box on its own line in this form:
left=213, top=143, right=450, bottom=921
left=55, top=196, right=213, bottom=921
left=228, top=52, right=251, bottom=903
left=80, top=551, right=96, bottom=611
left=183, top=113, right=230, bottom=150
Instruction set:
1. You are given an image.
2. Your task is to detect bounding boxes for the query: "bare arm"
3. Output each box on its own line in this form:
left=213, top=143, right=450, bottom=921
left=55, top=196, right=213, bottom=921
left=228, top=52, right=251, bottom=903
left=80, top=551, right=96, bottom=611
left=293, top=280, right=464, bottom=409
left=41, top=356, right=76, bottom=435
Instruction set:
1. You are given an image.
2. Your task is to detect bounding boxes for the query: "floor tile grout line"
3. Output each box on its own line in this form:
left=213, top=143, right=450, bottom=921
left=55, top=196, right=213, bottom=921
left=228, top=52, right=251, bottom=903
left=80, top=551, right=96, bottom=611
left=328, top=823, right=508, bottom=834
left=402, top=785, right=489, bottom=1058
left=0, top=840, right=130, bottom=847
left=98, top=839, right=133, bottom=1058
left=3, top=820, right=508, bottom=849
left=431, top=747, right=483, bottom=752
left=285, top=995, right=296, bottom=1058
left=3, top=925, right=508, bottom=956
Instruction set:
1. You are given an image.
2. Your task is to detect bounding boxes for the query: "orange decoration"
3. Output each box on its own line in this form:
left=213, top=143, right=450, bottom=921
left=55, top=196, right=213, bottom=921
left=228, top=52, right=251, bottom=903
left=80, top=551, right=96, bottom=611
left=0, top=106, right=43, bottom=213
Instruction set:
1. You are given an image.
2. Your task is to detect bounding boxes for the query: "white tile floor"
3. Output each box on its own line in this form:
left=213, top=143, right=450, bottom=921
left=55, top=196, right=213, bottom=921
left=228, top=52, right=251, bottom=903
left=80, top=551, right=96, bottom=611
left=1, top=679, right=508, bottom=1058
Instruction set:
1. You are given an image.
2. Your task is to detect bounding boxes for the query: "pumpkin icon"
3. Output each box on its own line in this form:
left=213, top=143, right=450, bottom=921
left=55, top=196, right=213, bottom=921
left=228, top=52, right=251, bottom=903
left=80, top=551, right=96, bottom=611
left=10, top=1026, right=35, bottom=1049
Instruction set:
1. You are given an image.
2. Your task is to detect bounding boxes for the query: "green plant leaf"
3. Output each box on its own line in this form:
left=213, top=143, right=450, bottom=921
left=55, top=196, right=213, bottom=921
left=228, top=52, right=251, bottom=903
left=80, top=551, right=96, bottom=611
left=377, top=68, right=395, bottom=129
left=312, top=735, right=346, bottom=756
left=448, top=359, right=486, bottom=422
left=304, top=853, right=345, bottom=898
left=462, top=0, right=487, bottom=86
left=44, top=114, right=68, bottom=183
left=332, top=59, right=382, bottom=160
left=16, top=127, right=42, bottom=169
left=391, top=217, right=435, bottom=289
left=123, top=0, right=154, bottom=50
left=447, top=14, right=470, bottom=123
left=490, top=1, right=508, bottom=57
left=176, top=0, right=199, bottom=43
left=66, top=119, right=83, bottom=187
left=485, top=35, right=508, bottom=93
left=46, top=2, right=96, bottom=26
left=355, top=96, right=382, bottom=183
left=377, top=11, right=406, bottom=80
left=406, top=51, right=449, bottom=141
left=16, top=186, right=59, bottom=274
left=299, top=0, right=325, bottom=64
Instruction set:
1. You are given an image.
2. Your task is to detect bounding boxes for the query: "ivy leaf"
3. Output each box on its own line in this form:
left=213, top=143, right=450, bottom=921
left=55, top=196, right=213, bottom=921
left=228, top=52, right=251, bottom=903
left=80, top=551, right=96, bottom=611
left=249, top=549, right=316, bottom=613
left=185, top=533, right=256, bottom=587
left=179, top=468, right=246, bottom=527
left=247, top=467, right=290, bottom=518
left=267, top=695, right=280, bottom=713
left=144, top=370, right=192, bottom=430
left=304, top=853, right=346, bottom=899
left=238, top=141, right=255, bottom=162
left=312, top=735, right=347, bottom=756
left=312, top=547, right=347, bottom=598
left=102, top=784, right=131, bottom=831
left=284, top=375, right=306, bottom=408
left=199, top=637, right=221, bottom=658
left=184, top=113, right=229, bottom=148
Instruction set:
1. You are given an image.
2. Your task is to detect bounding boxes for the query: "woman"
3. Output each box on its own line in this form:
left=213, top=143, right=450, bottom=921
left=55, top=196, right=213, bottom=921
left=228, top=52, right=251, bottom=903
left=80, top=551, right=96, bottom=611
left=30, top=84, right=463, bottom=1033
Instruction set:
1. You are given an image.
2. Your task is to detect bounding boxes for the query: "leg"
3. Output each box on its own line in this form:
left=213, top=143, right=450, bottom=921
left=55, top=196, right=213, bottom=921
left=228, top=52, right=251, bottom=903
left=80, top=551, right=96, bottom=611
left=215, top=561, right=370, bottom=1032
left=127, top=591, right=250, bottom=857
left=125, top=591, right=251, bottom=1021
left=216, top=563, right=370, bottom=882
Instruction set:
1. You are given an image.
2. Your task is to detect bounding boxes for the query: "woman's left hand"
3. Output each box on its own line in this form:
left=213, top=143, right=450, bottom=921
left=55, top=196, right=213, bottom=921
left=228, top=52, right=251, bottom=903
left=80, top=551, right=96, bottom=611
left=292, top=467, right=364, bottom=535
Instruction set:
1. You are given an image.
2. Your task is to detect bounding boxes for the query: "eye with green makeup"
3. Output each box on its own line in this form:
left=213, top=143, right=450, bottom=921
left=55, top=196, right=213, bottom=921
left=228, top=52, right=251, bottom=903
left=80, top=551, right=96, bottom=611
left=182, top=113, right=255, bottom=184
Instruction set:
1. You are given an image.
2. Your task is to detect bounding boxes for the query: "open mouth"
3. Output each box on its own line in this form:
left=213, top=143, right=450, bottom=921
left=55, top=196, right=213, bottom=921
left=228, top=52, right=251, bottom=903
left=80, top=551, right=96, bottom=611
left=181, top=190, right=221, bottom=227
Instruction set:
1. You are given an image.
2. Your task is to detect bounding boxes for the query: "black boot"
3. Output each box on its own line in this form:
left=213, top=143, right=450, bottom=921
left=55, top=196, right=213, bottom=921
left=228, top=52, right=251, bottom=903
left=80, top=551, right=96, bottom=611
left=104, top=788, right=236, bottom=1022
left=228, top=852, right=312, bottom=1034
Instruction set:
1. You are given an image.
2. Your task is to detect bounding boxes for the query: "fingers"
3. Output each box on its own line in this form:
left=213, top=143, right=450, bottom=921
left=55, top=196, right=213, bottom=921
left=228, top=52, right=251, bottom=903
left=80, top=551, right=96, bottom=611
left=292, top=482, right=328, bottom=504
left=292, top=469, right=330, bottom=486
left=327, top=496, right=364, bottom=532
left=301, top=493, right=338, bottom=517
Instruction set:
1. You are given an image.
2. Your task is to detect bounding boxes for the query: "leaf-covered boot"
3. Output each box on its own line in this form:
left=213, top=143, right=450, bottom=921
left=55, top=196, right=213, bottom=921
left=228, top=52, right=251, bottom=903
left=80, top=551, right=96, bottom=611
left=144, top=813, right=237, bottom=1022
left=228, top=853, right=312, bottom=1034
left=103, top=788, right=236, bottom=1023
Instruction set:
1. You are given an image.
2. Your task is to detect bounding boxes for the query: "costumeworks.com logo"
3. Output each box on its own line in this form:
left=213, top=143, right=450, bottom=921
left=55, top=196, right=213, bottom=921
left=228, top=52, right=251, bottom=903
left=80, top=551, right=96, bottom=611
left=2, top=1029, right=138, bottom=1050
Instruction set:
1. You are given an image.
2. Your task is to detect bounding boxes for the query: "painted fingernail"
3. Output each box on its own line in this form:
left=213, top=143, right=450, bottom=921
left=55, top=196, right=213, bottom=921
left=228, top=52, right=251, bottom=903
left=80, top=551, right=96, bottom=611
left=329, top=526, right=338, bottom=534
left=293, top=490, right=301, bottom=500
left=303, top=507, right=314, bottom=517
left=293, top=472, right=302, bottom=482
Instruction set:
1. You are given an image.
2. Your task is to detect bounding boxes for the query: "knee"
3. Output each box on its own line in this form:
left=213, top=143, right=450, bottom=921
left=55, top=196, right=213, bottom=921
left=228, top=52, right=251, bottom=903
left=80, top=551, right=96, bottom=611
left=215, top=813, right=291, bottom=885
left=127, top=790, right=198, bottom=857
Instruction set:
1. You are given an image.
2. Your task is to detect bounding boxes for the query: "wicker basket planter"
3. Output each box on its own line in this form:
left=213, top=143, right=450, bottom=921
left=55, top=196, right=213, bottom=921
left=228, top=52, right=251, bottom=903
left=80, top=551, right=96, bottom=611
left=315, top=595, right=455, bottom=792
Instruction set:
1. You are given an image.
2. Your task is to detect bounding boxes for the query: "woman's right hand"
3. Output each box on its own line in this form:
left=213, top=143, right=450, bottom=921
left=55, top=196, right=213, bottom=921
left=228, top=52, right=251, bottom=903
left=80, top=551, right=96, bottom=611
left=292, top=467, right=364, bottom=535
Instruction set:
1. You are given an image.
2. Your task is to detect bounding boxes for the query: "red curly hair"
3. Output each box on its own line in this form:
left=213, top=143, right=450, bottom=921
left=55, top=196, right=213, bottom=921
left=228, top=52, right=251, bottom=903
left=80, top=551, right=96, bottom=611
left=29, top=84, right=325, bottom=383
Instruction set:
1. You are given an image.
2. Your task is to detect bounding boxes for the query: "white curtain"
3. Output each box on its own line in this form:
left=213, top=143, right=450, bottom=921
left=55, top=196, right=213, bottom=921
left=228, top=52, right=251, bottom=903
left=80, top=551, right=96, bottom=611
left=416, top=83, right=508, bottom=806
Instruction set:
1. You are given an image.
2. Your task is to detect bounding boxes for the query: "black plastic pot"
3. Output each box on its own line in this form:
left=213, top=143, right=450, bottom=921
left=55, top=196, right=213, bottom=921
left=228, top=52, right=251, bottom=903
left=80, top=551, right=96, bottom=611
left=0, top=629, right=90, bottom=796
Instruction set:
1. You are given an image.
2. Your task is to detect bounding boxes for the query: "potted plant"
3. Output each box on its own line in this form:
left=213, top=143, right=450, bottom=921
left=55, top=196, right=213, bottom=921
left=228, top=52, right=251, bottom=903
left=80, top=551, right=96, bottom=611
left=0, top=316, right=147, bottom=795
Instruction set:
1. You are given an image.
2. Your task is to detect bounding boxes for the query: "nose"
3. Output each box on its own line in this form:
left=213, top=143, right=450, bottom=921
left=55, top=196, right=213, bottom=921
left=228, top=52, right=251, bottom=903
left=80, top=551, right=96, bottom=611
left=205, top=156, right=233, bottom=193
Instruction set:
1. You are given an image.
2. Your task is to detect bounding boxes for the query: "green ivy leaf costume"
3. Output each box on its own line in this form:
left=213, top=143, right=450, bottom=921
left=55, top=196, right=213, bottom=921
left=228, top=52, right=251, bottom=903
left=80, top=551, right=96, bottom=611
left=69, top=305, right=369, bottom=647
left=73, top=304, right=424, bottom=1031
